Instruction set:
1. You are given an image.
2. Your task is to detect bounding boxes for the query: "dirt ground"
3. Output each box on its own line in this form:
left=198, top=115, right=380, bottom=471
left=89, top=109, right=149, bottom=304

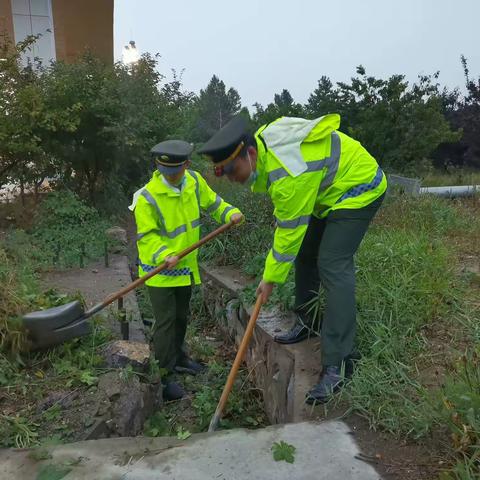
left=345, top=415, right=447, bottom=480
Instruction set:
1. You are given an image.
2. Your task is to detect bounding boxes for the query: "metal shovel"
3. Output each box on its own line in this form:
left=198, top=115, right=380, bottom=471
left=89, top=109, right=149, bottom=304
left=23, top=221, right=235, bottom=349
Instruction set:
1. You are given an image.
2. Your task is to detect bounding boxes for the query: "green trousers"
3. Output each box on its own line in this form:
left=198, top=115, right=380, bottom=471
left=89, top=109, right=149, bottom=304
left=295, top=195, right=384, bottom=366
left=147, top=285, right=192, bottom=370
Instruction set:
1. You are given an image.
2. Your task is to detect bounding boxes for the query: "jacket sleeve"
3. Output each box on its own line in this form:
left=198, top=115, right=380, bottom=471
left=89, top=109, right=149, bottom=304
left=134, top=194, right=176, bottom=266
left=263, top=177, right=318, bottom=283
left=195, top=172, right=242, bottom=224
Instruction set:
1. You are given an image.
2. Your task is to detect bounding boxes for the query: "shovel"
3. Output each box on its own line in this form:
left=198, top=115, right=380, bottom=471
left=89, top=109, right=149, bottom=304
left=208, top=294, right=263, bottom=432
left=23, top=221, right=236, bottom=349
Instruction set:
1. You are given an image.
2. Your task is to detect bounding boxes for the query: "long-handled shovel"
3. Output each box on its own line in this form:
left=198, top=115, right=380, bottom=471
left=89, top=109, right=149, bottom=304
left=208, top=294, right=263, bottom=432
left=23, top=221, right=235, bottom=349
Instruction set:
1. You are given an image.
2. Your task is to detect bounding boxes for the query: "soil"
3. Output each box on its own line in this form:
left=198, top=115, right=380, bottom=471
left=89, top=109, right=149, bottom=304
left=345, top=414, right=448, bottom=480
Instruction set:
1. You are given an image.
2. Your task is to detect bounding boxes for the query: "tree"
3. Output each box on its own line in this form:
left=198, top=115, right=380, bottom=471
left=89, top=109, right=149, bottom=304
left=306, top=76, right=344, bottom=119
left=253, top=89, right=304, bottom=126
left=42, top=52, right=188, bottom=204
left=0, top=35, right=79, bottom=196
left=306, top=66, right=460, bottom=173
left=189, top=75, right=241, bottom=142
left=434, top=56, right=480, bottom=170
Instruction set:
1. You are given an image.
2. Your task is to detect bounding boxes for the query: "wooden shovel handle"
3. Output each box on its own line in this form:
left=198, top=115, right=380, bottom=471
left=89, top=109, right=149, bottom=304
left=84, top=221, right=235, bottom=318
left=208, top=295, right=263, bottom=432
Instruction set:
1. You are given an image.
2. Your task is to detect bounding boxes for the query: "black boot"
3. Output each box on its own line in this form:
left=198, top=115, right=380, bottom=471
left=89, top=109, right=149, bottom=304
left=162, top=380, right=186, bottom=401
left=174, top=357, right=207, bottom=375
left=344, top=351, right=361, bottom=378
left=305, top=366, right=344, bottom=404
left=274, top=315, right=319, bottom=344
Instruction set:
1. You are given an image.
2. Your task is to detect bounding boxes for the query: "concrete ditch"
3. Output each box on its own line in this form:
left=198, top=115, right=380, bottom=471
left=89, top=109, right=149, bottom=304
left=201, top=265, right=322, bottom=424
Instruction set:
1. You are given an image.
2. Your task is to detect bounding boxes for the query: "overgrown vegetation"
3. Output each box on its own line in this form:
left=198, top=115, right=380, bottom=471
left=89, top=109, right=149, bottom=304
left=1, top=31, right=480, bottom=479
left=0, top=191, right=115, bottom=448
left=0, top=189, right=111, bottom=346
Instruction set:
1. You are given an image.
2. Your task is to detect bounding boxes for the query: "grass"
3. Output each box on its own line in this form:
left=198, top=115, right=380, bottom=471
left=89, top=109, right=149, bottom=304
left=0, top=317, right=112, bottom=448
left=422, top=169, right=480, bottom=187
left=337, top=195, right=479, bottom=476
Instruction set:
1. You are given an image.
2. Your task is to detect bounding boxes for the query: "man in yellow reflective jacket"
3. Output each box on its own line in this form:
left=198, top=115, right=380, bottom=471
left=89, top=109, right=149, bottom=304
left=199, top=114, right=386, bottom=403
left=131, top=140, right=243, bottom=400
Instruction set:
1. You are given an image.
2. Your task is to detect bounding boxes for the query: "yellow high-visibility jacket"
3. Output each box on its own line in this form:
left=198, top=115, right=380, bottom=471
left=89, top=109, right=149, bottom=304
left=252, top=114, right=387, bottom=284
left=133, top=170, right=241, bottom=287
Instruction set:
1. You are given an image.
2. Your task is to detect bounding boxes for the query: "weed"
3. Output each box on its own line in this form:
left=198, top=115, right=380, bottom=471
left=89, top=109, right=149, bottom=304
left=0, top=414, right=39, bottom=448
left=118, top=364, right=135, bottom=382
left=43, top=404, right=62, bottom=422
left=430, top=349, right=480, bottom=475
left=144, top=411, right=172, bottom=437
left=272, top=441, right=296, bottom=463
left=190, top=360, right=266, bottom=431
left=176, top=426, right=192, bottom=440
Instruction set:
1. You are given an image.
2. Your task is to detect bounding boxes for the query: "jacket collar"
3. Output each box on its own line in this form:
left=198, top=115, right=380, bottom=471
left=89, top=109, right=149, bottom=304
left=149, top=170, right=194, bottom=197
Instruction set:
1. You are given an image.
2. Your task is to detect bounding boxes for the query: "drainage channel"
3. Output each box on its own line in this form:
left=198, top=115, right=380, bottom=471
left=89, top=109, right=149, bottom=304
left=201, top=264, right=322, bottom=424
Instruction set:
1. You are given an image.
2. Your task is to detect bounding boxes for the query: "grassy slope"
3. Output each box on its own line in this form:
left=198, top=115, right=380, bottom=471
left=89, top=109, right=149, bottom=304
left=200, top=166, right=480, bottom=477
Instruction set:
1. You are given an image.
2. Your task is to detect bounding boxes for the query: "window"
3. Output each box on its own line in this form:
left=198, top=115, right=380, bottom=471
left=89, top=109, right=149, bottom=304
left=11, top=0, right=56, bottom=65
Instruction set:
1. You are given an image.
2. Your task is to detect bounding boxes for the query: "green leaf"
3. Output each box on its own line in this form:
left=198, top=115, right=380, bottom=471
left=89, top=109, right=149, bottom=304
left=176, top=427, right=192, bottom=440
left=271, top=441, right=296, bottom=464
left=79, top=371, right=98, bottom=386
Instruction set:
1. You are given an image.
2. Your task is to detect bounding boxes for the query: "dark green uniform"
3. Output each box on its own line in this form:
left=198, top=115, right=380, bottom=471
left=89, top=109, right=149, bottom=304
left=148, top=285, right=191, bottom=370
left=295, top=194, right=384, bottom=366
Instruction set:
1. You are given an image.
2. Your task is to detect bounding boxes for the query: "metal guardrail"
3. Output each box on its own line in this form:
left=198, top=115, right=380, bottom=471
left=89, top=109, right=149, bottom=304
left=419, top=185, right=479, bottom=197
left=387, top=174, right=478, bottom=198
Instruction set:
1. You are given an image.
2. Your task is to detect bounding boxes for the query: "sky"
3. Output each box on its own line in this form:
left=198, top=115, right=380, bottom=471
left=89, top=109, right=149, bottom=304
left=114, top=0, right=480, bottom=109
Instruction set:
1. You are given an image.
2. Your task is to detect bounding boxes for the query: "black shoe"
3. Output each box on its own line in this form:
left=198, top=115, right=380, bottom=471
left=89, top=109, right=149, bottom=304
left=344, top=351, right=361, bottom=379
left=163, top=381, right=186, bottom=401
left=306, top=366, right=344, bottom=404
left=274, top=321, right=318, bottom=344
left=174, top=357, right=207, bottom=375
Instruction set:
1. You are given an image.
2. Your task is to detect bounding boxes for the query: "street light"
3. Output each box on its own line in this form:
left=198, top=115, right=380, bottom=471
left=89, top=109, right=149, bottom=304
left=122, top=40, right=140, bottom=66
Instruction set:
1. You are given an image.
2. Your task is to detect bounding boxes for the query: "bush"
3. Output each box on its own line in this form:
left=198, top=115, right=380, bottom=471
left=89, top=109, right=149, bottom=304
left=31, top=190, right=110, bottom=267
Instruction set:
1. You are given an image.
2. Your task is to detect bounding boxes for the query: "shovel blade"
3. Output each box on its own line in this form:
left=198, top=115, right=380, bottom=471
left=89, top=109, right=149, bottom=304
left=23, top=300, right=90, bottom=350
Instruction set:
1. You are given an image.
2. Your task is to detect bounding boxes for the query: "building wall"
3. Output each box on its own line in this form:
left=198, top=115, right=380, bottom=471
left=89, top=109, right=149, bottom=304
left=0, top=0, right=14, bottom=44
left=0, top=0, right=113, bottom=62
left=52, top=0, right=113, bottom=63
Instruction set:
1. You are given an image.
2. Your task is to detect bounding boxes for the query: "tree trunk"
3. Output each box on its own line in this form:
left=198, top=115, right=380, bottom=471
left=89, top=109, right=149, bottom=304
left=20, top=177, right=25, bottom=207
left=34, top=176, right=45, bottom=203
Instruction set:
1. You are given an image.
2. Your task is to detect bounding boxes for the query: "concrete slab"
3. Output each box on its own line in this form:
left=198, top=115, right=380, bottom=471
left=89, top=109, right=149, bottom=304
left=0, top=422, right=381, bottom=480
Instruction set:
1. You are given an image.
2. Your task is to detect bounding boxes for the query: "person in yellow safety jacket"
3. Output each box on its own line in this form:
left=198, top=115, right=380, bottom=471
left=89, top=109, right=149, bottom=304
left=198, top=114, right=387, bottom=404
left=131, top=140, right=243, bottom=401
